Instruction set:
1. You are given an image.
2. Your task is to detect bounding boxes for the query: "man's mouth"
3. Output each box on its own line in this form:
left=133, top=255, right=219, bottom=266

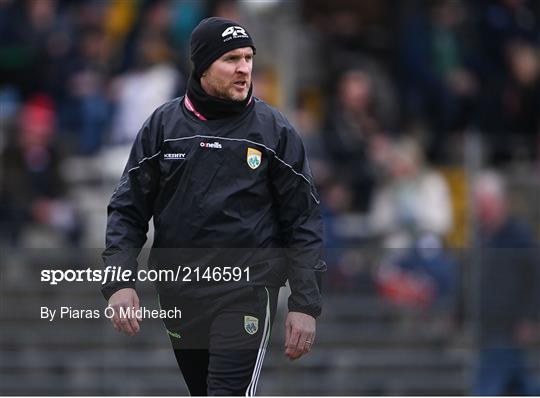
left=233, top=80, right=247, bottom=89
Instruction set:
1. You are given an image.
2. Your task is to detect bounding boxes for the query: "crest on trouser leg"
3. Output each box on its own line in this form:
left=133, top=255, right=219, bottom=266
left=244, top=315, right=259, bottom=335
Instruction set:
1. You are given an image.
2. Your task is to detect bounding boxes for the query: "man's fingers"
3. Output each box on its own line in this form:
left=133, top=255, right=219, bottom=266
left=284, top=322, right=297, bottom=359
left=110, top=305, right=137, bottom=335
left=134, top=298, right=142, bottom=322
left=286, top=328, right=301, bottom=350
left=285, top=329, right=316, bottom=359
left=285, top=348, right=303, bottom=360
left=285, top=328, right=304, bottom=360
left=297, top=331, right=310, bottom=353
left=109, top=306, right=121, bottom=332
left=107, top=289, right=142, bottom=336
left=112, top=317, right=120, bottom=331
left=303, top=333, right=315, bottom=353
left=130, top=297, right=141, bottom=331
left=114, top=303, right=135, bottom=335
left=127, top=307, right=140, bottom=333
left=284, top=312, right=317, bottom=360
left=119, top=315, right=135, bottom=335
left=284, top=321, right=291, bottom=348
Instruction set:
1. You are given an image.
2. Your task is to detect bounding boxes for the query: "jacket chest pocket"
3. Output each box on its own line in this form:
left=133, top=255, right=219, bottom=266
left=189, top=148, right=227, bottom=183
left=224, top=144, right=268, bottom=183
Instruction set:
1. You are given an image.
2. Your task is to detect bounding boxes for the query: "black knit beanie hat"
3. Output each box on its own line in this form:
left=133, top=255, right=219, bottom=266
left=190, top=17, right=256, bottom=79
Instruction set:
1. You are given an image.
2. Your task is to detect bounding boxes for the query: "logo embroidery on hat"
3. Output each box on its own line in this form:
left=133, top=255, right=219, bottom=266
left=222, top=26, right=249, bottom=41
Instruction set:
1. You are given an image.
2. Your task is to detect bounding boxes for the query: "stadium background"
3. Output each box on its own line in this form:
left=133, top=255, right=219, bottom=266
left=1, top=0, right=539, bottom=395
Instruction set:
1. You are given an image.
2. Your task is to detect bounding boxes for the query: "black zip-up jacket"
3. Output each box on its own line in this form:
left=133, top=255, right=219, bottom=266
left=102, top=97, right=325, bottom=317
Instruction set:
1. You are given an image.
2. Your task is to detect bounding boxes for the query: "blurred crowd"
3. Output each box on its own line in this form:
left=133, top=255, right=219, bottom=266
left=1, top=0, right=539, bottom=270
left=1, top=0, right=539, bottom=284
left=0, top=0, right=538, bottom=394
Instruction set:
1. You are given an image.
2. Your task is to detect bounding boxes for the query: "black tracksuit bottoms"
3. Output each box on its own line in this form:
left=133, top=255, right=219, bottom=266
left=161, top=286, right=279, bottom=396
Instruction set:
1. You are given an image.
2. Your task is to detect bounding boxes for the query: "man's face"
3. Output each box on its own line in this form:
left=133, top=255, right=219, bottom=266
left=200, top=47, right=253, bottom=101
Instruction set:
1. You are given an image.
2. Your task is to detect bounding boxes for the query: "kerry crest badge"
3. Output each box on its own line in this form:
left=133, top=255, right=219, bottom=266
left=244, top=315, right=259, bottom=335
left=247, top=147, right=262, bottom=170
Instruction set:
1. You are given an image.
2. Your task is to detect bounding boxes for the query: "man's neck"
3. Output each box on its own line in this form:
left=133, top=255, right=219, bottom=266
left=185, top=75, right=253, bottom=120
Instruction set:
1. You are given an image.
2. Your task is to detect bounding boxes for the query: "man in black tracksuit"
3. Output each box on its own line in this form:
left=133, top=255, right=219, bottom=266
left=101, top=17, right=325, bottom=396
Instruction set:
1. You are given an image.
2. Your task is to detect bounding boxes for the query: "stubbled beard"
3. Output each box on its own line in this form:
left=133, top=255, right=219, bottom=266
left=218, top=86, right=248, bottom=101
left=207, top=78, right=249, bottom=101
left=229, top=91, right=248, bottom=101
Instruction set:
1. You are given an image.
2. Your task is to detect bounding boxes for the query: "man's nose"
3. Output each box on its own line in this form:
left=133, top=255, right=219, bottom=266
left=236, top=58, right=251, bottom=74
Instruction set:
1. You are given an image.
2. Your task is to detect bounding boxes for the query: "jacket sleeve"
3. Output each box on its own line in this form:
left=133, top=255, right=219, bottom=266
left=269, top=124, right=326, bottom=318
left=101, top=112, right=162, bottom=301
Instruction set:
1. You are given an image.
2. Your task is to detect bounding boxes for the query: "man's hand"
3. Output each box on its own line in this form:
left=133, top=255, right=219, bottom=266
left=107, top=288, right=141, bottom=336
left=284, top=311, right=316, bottom=360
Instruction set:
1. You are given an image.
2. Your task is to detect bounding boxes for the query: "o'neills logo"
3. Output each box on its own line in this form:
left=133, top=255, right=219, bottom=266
left=200, top=141, right=222, bottom=149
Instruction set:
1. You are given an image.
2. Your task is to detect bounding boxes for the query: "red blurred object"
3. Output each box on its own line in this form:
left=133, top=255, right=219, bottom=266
left=19, top=94, right=56, bottom=146
left=377, top=265, right=435, bottom=308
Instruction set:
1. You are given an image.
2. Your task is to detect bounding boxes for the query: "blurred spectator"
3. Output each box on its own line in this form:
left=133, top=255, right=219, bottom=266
left=477, top=0, right=539, bottom=77
left=211, top=0, right=241, bottom=21
left=294, top=99, right=358, bottom=289
left=323, top=69, right=393, bottom=211
left=103, top=0, right=138, bottom=51
left=318, top=181, right=358, bottom=291
left=0, top=85, right=20, bottom=129
left=116, top=0, right=176, bottom=74
left=399, top=0, right=478, bottom=162
left=376, top=234, right=458, bottom=310
left=372, top=136, right=457, bottom=310
left=302, top=0, right=397, bottom=69
left=252, top=65, right=280, bottom=106
left=481, top=40, right=540, bottom=163
left=109, top=30, right=182, bottom=145
left=169, top=0, right=206, bottom=68
left=0, top=1, right=539, bottom=394
left=0, top=95, right=82, bottom=246
left=0, top=0, right=73, bottom=99
left=472, top=170, right=540, bottom=395
left=62, top=26, right=112, bottom=155
left=370, top=137, right=453, bottom=249
left=292, top=96, right=333, bottom=189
